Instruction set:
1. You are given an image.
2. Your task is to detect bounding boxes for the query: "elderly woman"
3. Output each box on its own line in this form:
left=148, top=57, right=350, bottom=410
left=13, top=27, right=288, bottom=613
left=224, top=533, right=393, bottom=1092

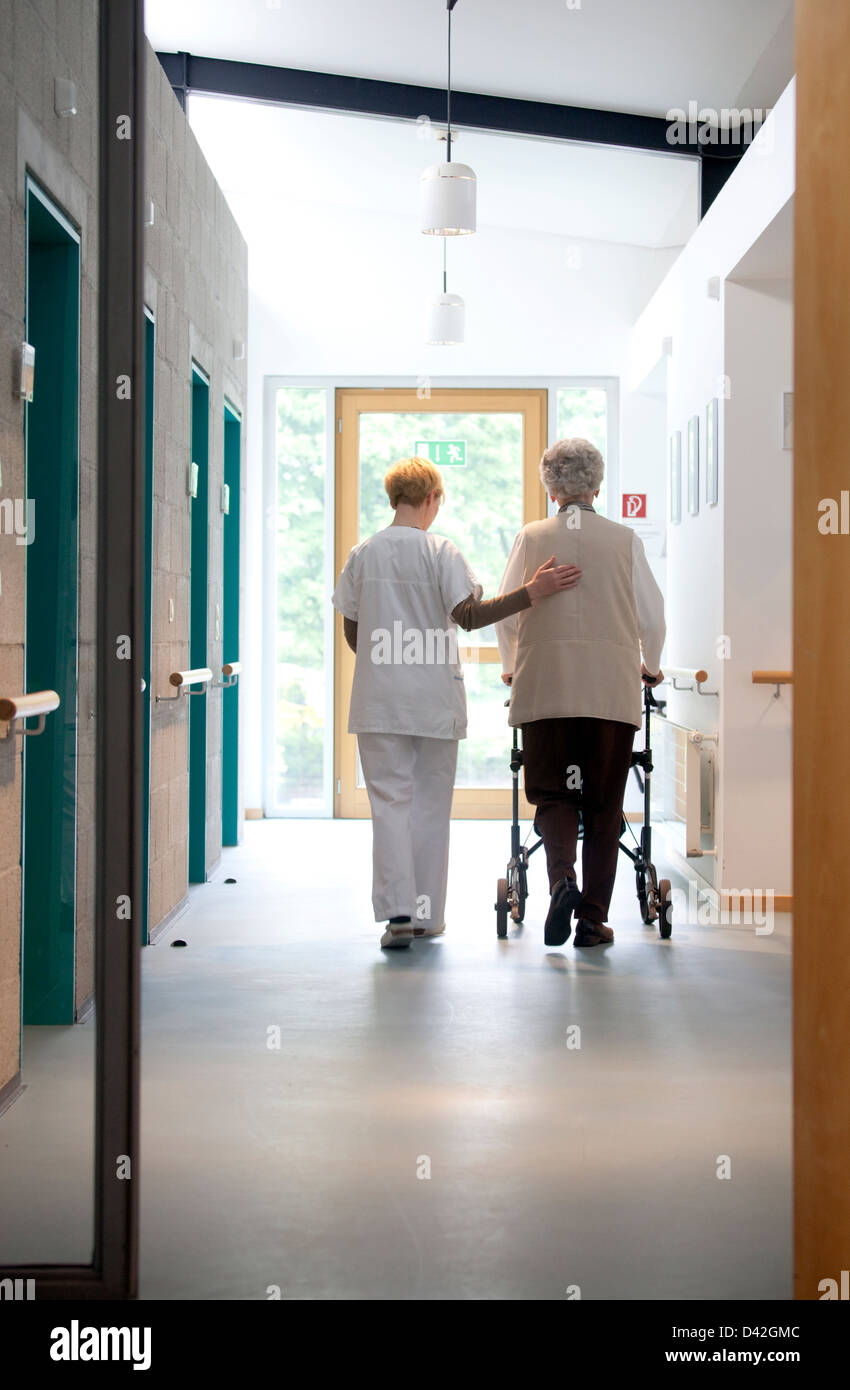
left=332, top=456, right=580, bottom=950
left=496, top=438, right=666, bottom=948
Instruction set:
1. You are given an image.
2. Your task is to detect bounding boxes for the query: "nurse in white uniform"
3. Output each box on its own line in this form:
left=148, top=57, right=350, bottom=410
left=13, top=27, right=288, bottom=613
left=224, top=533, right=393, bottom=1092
left=332, top=457, right=580, bottom=950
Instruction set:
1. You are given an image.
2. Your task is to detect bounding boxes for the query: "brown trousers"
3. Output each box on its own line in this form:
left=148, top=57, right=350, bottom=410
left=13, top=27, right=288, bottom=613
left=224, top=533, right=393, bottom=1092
left=522, top=717, right=636, bottom=925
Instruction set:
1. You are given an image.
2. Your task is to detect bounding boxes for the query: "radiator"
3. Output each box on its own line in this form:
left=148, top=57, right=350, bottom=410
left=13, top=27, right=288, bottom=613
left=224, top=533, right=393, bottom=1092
left=650, top=712, right=717, bottom=857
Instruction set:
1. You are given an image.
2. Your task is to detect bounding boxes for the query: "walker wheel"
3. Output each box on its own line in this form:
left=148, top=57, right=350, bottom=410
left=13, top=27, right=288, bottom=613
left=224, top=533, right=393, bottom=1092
left=658, top=879, right=673, bottom=939
left=496, top=878, right=509, bottom=938
left=511, top=866, right=527, bottom=922
left=636, top=868, right=653, bottom=924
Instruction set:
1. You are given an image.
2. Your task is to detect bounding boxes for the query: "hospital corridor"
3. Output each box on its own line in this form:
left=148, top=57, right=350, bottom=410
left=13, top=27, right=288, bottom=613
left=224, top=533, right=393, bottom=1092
left=0, top=0, right=848, bottom=1362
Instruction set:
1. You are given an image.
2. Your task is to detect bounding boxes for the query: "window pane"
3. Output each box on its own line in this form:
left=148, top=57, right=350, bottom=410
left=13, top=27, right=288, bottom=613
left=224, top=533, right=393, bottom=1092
left=556, top=387, right=609, bottom=516
left=356, top=410, right=524, bottom=788
left=358, top=410, right=524, bottom=644
left=455, top=661, right=514, bottom=789
left=273, top=387, right=329, bottom=812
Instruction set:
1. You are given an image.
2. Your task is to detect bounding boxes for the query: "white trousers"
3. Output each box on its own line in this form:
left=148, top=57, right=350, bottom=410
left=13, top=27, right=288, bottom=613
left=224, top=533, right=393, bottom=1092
left=357, top=733, right=458, bottom=926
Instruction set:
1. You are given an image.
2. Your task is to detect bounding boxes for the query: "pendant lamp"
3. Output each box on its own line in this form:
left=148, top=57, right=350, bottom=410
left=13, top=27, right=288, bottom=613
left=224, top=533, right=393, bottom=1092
left=426, top=241, right=465, bottom=345
left=427, top=292, right=465, bottom=345
left=420, top=0, right=477, bottom=236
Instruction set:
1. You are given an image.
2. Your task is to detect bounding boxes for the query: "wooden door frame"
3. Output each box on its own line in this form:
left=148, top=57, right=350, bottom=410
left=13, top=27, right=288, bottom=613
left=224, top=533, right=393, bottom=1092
left=793, top=0, right=850, bottom=1301
left=333, top=386, right=548, bottom=819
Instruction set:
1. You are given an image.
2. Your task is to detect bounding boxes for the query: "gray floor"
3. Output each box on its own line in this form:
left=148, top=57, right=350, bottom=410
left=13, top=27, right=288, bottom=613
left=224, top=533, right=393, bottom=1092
left=0, top=1020, right=96, bottom=1266
left=133, top=819, right=791, bottom=1301
left=0, top=818, right=791, bottom=1297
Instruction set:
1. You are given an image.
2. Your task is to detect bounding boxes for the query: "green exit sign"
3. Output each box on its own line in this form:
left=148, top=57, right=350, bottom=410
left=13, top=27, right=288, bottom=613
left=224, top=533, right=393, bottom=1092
left=415, top=440, right=467, bottom=467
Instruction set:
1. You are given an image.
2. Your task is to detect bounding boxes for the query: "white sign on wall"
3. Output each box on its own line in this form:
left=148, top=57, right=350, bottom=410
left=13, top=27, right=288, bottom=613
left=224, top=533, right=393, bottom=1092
left=621, top=515, right=665, bottom=557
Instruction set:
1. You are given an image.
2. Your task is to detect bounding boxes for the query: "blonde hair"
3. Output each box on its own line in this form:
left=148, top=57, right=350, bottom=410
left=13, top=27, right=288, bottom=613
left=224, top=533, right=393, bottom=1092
left=384, top=456, right=444, bottom=509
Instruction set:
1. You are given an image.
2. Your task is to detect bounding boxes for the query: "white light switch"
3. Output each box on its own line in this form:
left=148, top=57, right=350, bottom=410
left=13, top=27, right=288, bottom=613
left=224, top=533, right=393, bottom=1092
left=18, top=343, right=35, bottom=401
left=780, top=391, right=793, bottom=450
left=54, top=78, right=78, bottom=117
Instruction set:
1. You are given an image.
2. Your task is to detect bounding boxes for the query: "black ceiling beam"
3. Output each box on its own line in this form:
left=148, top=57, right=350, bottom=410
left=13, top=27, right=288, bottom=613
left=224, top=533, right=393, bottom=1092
left=156, top=51, right=740, bottom=217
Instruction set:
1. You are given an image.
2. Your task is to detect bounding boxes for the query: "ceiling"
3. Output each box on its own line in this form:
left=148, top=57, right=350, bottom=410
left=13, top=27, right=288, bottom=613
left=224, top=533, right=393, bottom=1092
left=186, top=94, right=699, bottom=249
left=144, top=0, right=794, bottom=121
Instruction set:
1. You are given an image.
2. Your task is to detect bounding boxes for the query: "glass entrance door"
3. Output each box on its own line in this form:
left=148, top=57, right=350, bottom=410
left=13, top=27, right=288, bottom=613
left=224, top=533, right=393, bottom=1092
left=334, top=388, right=548, bottom=818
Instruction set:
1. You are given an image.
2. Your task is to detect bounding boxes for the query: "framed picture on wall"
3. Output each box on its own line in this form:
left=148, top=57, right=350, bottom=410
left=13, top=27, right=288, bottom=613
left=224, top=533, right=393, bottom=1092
left=706, top=397, right=719, bottom=505
left=669, top=431, right=682, bottom=524
left=687, top=414, right=700, bottom=515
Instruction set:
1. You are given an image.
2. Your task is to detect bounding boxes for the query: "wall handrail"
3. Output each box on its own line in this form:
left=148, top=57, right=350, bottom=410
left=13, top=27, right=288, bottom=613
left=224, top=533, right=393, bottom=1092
left=213, top=660, right=241, bottom=689
left=752, top=670, right=793, bottom=699
left=0, top=689, right=61, bottom=738
left=663, top=664, right=717, bottom=696
left=156, top=668, right=214, bottom=703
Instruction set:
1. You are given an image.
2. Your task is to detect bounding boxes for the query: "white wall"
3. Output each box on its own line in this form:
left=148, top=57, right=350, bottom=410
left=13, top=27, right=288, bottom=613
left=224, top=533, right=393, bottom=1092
left=243, top=208, right=677, bottom=809
left=722, top=277, right=792, bottom=891
left=627, top=79, right=795, bottom=894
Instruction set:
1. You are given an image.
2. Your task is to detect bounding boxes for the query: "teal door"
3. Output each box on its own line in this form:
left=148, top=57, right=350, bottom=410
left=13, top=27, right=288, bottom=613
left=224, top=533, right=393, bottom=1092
left=22, top=180, right=81, bottom=1023
left=141, top=311, right=155, bottom=942
left=222, top=403, right=241, bottom=846
left=188, top=366, right=209, bottom=883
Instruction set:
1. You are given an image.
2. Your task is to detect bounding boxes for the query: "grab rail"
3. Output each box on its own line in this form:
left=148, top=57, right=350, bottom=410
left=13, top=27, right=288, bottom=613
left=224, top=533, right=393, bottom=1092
left=0, top=689, right=60, bottom=738
left=752, top=670, right=793, bottom=699
left=212, top=661, right=241, bottom=690
left=663, top=665, right=717, bottom=697
left=155, top=667, right=213, bottom=703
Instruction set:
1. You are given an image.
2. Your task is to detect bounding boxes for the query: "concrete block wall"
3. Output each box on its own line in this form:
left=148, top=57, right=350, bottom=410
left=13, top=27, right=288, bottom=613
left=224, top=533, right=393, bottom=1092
left=144, top=45, right=248, bottom=930
left=0, top=0, right=248, bottom=1097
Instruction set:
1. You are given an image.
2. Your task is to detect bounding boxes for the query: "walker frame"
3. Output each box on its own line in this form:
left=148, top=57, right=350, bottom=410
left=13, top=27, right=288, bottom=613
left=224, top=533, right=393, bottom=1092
left=495, top=682, right=673, bottom=940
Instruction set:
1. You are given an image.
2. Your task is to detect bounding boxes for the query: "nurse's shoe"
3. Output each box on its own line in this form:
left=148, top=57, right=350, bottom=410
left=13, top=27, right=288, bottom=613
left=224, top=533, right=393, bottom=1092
left=413, top=922, right=446, bottom=938
left=381, top=917, right=414, bottom=949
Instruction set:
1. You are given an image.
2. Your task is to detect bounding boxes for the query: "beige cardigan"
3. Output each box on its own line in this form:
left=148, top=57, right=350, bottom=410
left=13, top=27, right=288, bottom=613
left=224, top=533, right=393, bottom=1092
left=496, top=507, right=665, bottom=730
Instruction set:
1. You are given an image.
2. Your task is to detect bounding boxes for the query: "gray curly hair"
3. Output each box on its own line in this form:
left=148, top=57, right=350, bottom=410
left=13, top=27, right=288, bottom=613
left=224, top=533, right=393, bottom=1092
left=540, top=437, right=604, bottom=500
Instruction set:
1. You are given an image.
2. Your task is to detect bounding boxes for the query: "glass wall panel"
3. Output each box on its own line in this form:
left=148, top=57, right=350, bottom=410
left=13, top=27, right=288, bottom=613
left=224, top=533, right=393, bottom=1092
left=272, top=387, right=331, bottom=813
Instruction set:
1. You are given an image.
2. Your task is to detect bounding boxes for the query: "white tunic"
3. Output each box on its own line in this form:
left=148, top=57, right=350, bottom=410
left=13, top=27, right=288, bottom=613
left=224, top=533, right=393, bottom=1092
left=332, top=526, right=482, bottom=739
